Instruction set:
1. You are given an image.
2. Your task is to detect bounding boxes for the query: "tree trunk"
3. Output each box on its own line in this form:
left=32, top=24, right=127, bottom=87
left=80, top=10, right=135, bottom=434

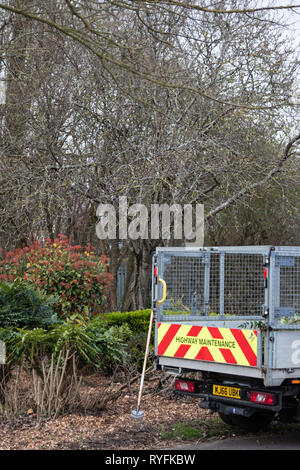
left=121, top=241, right=154, bottom=311
left=5, top=0, right=31, bottom=157
left=108, top=239, right=120, bottom=312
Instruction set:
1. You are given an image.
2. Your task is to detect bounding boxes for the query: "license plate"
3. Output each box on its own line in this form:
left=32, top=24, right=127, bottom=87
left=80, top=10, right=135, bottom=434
left=213, top=384, right=240, bottom=399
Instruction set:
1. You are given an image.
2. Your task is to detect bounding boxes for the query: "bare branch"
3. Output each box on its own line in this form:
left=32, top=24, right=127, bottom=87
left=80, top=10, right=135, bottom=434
left=205, top=133, right=300, bottom=220
left=129, top=1, right=300, bottom=15
left=0, top=2, right=298, bottom=110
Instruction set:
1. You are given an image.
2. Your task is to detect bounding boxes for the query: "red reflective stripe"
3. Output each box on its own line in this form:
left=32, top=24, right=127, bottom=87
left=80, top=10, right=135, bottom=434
left=173, top=344, right=191, bottom=358
left=195, top=346, right=215, bottom=362
left=219, top=348, right=237, bottom=365
left=207, top=327, right=223, bottom=339
left=230, top=329, right=257, bottom=366
left=158, top=323, right=161, bottom=328
left=157, top=324, right=181, bottom=355
left=187, top=326, right=202, bottom=337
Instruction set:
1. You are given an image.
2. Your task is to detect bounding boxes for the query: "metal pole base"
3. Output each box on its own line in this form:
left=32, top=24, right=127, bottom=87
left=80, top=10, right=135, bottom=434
left=131, top=409, right=144, bottom=420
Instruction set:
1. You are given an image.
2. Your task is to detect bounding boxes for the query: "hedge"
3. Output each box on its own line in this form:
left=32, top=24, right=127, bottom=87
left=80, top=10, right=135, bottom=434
left=91, top=309, right=152, bottom=334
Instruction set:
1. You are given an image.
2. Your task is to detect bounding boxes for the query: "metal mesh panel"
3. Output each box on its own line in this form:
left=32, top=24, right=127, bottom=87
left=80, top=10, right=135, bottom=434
left=280, top=256, right=300, bottom=316
left=162, top=256, right=205, bottom=314
left=209, top=253, right=220, bottom=314
left=160, top=251, right=265, bottom=317
left=223, top=253, right=265, bottom=316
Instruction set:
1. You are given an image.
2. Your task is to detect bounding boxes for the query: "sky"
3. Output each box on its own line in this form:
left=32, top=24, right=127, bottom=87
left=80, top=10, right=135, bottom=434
left=266, top=1, right=300, bottom=44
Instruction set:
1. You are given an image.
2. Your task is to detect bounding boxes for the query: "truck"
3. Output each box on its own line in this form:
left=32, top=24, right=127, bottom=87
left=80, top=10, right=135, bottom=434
left=153, top=246, right=300, bottom=431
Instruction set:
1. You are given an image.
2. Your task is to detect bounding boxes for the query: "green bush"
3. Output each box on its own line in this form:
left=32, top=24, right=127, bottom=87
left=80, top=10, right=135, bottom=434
left=94, top=309, right=152, bottom=334
left=0, top=310, right=154, bottom=416
left=0, top=281, right=58, bottom=329
left=0, top=309, right=153, bottom=385
left=0, top=315, right=127, bottom=373
left=90, top=309, right=154, bottom=373
left=0, top=317, right=132, bottom=416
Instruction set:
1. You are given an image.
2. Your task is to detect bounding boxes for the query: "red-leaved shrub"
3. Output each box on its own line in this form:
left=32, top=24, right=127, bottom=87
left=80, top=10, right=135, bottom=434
left=0, top=234, right=112, bottom=318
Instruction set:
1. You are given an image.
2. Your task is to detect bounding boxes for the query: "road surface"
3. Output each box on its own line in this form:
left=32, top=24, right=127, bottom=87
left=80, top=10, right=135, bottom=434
left=171, top=429, right=300, bottom=450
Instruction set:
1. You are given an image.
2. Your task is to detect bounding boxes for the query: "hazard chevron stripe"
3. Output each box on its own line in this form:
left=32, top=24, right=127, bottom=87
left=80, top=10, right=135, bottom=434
left=230, top=328, right=257, bottom=367
left=157, top=324, right=181, bottom=356
left=157, top=323, right=258, bottom=367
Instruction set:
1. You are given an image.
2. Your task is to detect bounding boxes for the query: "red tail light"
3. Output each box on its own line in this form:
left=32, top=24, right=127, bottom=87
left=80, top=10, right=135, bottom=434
left=175, top=379, right=195, bottom=393
left=250, top=391, right=275, bottom=405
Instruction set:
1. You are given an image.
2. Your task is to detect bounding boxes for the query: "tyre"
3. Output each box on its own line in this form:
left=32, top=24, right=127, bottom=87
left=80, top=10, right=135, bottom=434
left=278, top=397, right=298, bottom=423
left=219, top=411, right=275, bottom=432
left=218, top=412, right=234, bottom=425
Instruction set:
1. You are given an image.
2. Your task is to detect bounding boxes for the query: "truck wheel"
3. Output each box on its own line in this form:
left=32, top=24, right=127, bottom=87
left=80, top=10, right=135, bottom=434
left=219, top=411, right=274, bottom=432
left=218, top=412, right=234, bottom=425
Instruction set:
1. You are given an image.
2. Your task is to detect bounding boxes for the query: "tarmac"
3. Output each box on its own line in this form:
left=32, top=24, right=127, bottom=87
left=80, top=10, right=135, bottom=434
left=171, top=431, right=300, bottom=450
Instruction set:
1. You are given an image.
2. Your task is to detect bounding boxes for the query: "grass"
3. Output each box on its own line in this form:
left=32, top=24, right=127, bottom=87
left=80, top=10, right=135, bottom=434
left=160, top=416, right=235, bottom=441
left=161, top=422, right=204, bottom=441
left=159, top=416, right=300, bottom=443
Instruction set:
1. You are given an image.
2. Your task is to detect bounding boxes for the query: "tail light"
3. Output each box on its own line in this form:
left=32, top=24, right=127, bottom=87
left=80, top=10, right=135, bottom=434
left=250, top=391, right=275, bottom=405
left=175, top=379, right=195, bottom=393
left=264, top=268, right=268, bottom=288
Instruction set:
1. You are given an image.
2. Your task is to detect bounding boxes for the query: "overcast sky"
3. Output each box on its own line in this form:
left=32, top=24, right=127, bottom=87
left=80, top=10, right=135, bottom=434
left=265, top=1, right=300, bottom=45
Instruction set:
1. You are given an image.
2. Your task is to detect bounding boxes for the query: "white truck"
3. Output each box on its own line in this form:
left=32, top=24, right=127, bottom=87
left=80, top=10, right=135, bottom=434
left=153, top=246, right=300, bottom=431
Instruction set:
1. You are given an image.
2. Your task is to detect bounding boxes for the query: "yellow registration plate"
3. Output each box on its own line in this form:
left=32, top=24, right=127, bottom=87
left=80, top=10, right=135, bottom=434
left=213, top=384, right=240, bottom=399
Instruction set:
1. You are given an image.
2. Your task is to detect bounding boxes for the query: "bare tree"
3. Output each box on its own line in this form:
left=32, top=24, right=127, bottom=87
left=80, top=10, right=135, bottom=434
left=0, top=0, right=299, bottom=309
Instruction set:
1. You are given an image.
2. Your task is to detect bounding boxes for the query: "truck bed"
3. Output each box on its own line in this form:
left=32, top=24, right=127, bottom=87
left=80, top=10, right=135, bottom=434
left=153, top=246, right=300, bottom=387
